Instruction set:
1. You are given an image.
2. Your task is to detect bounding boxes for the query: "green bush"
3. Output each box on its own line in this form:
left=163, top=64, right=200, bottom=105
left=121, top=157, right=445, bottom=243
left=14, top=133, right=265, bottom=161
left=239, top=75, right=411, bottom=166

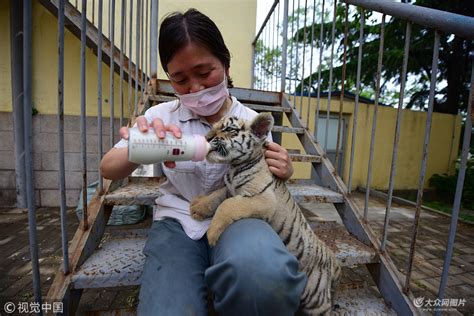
left=429, top=154, right=474, bottom=210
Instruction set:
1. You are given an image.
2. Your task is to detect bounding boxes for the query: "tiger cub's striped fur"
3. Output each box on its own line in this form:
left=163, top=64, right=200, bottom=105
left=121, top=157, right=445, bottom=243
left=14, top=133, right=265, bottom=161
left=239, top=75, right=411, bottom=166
left=190, top=112, right=341, bottom=315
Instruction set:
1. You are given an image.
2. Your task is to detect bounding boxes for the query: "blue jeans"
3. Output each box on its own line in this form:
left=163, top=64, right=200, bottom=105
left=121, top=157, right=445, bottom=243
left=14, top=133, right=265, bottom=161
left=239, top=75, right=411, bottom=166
left=137, top=218, right=307, bottom=316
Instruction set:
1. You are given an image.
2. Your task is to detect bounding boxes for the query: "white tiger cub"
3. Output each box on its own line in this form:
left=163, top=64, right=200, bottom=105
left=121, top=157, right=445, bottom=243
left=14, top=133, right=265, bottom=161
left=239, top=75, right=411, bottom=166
left=190, top=112, right=341, bottom=315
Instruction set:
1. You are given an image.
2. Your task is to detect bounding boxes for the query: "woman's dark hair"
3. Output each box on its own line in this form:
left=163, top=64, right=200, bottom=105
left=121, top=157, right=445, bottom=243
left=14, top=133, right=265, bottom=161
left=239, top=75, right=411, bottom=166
left=159, top=9, right=233, bottom=87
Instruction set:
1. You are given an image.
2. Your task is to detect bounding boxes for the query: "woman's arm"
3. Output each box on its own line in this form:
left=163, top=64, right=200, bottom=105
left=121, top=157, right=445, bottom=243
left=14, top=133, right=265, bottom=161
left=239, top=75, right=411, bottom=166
left=100, top=146, right=139, bottom=180
left=100, top=115, right=183, bottom=180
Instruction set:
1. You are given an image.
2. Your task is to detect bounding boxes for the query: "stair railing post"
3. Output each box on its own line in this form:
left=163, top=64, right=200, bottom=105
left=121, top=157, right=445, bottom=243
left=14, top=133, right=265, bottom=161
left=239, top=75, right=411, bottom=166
left=57, top=0, right=70, bottom=275
left=436, top=51, right=474, bottom=314
left=150, top=0, right=159, bottom=77
left=280, top=0, right=289, bottom=93
left=151, top=0, right=162, bottom=177
left=97, top=0, right=104, bottom=193
left=23, top=0, right=43, bottom=307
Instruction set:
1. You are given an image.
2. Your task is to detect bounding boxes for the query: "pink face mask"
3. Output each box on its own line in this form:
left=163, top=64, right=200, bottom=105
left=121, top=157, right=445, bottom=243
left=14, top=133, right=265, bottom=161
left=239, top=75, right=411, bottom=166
left=176, top=77, right=229, bottom=116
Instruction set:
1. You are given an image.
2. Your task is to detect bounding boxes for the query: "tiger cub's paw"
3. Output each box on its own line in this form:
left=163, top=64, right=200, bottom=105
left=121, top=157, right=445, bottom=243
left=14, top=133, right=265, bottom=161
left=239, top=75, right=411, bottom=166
left=190, top=195, right=215, bottom=221
left=206, top=223, right=225, bottom=246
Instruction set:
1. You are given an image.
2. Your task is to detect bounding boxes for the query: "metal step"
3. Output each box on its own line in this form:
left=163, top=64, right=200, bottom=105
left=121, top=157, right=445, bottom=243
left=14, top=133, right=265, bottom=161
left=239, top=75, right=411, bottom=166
left=332, top=286, right=396, bottom=315
left=80, top=285, right=396, bottom=316
left=153, top=80, right=281, bottom=106
left=272, top=125, right=305, bottom=134
left=71, top=221, right=378, bottom=289
left=148, top=96, right=290, bottom=115
left=105, top=178, right=341, bottom=206
left=148, top=94, right=176, bottom=103
left=244, top=103, right=292, bottom=113
left=288, top=153, right=321, bottom=163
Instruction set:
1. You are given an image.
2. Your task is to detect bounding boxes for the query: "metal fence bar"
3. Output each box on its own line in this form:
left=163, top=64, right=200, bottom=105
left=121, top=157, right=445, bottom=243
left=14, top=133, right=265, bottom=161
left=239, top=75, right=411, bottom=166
left=80, top=0, right=88, bottom=230
left=260, top=27, right=264, bottom=90
left=97, top=0, right=103, bottom=192
left=305, top=0, right=316, bottom=128
left=270, top=10, right=275, bottom=91
left=263, top=17, right=270, bottom=91
left=251, top=41, right=256, bottom=89
left=364, top=14, right=385, bottom=221
left=289, top=0, right=295, bottom=100
left=57, top=0, right=70, bottom=275
left=381, top=21, right=412, bottom=252
left=335, top=3, right=350, bottom=176
left=343, top=0, right=474, bottom=39
left=145, top=0, right=149, bottom=85
left=314, top=0, right=325, bottom=142
left=23, top=0, right=42, bottom=306
left=128, top=0, right=133, bottom=120
left=280, top=0, right=289, bottom=92
left=263, top=25, right=267, bottom=90
left=11, top=0, right=26, bottom=209
left=324, top=0, right=337, bottom=153
left=150, top=0, right=158, bottom=77
left=92, top=0, right=95, bottom=24
left=404, top=31, right=440, bottom=293
left=292, top=0, right=301, bottom=106
left=134, top=0, right=141, bottom=114
left=436, top=53, right=474, bottom=312
left=140, top=0, right=145, bottom=97
left=276, top=3, right=281, bottom=91
left=298, top=0, right=308, bottom=120
left=120, top=0, right=126, bottom=127
left=109, top=0, right=115, bottom=148
left=254, top=0, right=280, bottom=45
left=348, top=8, right=364, bottom=195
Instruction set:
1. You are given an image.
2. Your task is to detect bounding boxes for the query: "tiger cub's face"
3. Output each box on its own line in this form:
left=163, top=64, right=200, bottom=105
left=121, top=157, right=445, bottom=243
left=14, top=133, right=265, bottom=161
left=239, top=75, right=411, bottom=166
left=206, top=112, right=274, bottom=165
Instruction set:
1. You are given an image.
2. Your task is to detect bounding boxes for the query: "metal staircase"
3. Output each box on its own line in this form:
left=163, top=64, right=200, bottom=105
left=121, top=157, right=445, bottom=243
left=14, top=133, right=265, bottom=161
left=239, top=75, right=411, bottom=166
left=45, top=79, right=418, bottom=315
left=34, top=0, right=417, bottom=314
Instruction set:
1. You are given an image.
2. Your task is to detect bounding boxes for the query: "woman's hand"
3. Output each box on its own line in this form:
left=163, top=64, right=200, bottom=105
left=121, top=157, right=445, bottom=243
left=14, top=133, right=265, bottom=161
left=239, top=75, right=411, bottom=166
left=121, top=116, right=182, bottom=169
left=264, top=142, right=294, bottom=181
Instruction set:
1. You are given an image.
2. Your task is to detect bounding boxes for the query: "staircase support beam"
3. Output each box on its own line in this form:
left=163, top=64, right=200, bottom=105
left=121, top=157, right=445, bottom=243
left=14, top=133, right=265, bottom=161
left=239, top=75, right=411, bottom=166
left=46, top=179, right=115, bottom=313
left=280, top=94, right=418, bottom=315
left=38, top=0, right=144, bottom=89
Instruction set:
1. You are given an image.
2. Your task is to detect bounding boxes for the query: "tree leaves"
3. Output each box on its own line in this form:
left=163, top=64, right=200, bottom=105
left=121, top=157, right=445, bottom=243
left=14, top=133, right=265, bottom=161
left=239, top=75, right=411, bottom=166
left=255, top=0, right=473, bottom=114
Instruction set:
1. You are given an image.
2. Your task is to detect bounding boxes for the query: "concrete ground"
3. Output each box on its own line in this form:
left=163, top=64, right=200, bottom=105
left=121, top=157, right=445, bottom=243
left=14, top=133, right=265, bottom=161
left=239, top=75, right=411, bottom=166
left=0, top=191, right=473, bottom=315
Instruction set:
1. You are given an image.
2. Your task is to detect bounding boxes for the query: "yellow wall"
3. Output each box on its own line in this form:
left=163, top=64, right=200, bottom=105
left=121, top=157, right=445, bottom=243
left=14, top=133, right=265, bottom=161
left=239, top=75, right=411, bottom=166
left=285, top=95, right=461, bottom=190
left=156, top=0, right=257, bottom=88
left=82, top=0, right=257, bottom=87
left=0, top=1, right=461, bottom=190
left=0, top=0, right=256, bottom=116
left=0, top=2, right=133, bottom=117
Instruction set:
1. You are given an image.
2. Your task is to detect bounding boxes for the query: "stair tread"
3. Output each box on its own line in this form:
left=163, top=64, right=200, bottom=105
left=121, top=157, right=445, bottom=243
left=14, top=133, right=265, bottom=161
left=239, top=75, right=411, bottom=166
left=104, top=177, right=165, bottom=206
left=333, top=286, right=396, bottom=315
left=272, top=125, right=305, bottom=134
left=72, top=221, right=377, bottom=289
left=307, top=221, right=378, bottom=267
left=81, top=286, right=396, bottom=316
left=288, top=153, right=321, bottom=163
left=244, top=103, right=292, bottom=113
left=105, top=178, right=342, bottom=206
left=287, top=183, right=343, bottom=203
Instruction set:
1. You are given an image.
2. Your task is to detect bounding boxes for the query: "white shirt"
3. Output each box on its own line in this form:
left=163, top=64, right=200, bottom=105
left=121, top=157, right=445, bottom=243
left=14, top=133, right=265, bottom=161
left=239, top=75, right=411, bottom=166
left=114, top=97, right=271, bottom=239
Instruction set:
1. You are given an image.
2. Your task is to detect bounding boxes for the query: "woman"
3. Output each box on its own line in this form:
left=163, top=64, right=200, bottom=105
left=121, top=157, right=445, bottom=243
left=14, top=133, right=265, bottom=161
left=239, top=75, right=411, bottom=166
left=100, top=9, right=306, bottom=316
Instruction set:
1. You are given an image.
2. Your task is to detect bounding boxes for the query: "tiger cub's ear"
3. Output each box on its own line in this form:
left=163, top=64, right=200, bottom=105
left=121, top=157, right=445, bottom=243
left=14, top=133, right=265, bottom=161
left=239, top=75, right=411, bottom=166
left=250, top=112, right=274, bottom=141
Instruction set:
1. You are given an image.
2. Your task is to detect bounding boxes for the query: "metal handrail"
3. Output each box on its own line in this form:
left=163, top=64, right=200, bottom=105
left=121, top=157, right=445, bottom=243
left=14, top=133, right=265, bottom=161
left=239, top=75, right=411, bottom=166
left=251, top=0, right=474, bottom=314
left=344, top=0, right=474, bottom=39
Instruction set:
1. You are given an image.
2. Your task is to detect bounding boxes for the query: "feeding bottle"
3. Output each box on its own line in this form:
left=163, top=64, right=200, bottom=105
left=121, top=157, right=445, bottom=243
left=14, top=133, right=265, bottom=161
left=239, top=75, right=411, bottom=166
left=128, top=127, right=211, bottom=164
